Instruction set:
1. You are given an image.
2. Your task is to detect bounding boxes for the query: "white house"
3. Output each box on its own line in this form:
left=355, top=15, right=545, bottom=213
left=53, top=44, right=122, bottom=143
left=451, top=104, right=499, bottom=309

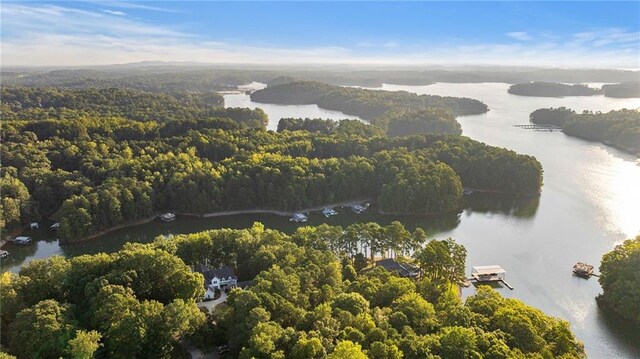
left=196, top=264, right=238, bottom=299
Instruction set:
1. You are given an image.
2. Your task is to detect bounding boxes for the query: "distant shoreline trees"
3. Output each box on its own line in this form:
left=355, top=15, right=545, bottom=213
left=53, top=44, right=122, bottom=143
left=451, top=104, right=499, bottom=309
left=250, top=81, right=488, bottom=135
left=508, top=82, right=601, bottom=97
left=529, top=107, right=640, bottom=154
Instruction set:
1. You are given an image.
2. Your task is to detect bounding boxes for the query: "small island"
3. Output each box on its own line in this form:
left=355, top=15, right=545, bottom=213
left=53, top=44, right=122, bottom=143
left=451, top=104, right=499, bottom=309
left=508, top=82, right=601, bottom=97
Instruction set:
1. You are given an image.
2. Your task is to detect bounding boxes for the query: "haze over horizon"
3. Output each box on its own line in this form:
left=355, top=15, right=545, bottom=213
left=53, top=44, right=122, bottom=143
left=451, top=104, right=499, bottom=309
left=2, top=1, right=639, bottom=69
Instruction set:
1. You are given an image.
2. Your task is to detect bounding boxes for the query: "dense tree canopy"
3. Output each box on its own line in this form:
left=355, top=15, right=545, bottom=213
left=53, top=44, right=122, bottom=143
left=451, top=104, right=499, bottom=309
left=530, top=108, right=640, bottom=154
left=0, top=246, right=205, bottom=359
left=529, top=107, right=576, bottom=127
left=250, top=81, right=488, bottom=132
left=1, top=98, right=541, bottom=240
left=1, top=219, right=587, bottom=358
left=1, top=87, right=268, bottom=128
left=143, top=223, right=586, bottom=359
left=598, top=235, right=640, bottom=327
left=602, top=82, right=640, bottom=98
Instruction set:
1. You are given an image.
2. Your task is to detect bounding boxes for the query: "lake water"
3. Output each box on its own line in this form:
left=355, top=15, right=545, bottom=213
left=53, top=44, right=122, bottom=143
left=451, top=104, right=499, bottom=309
left=3, top=82, right=639, bottom=358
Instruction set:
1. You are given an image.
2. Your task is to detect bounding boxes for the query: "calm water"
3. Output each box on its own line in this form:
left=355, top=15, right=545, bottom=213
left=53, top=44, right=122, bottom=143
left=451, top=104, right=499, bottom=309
left=3, top=82, right=640, bottom=358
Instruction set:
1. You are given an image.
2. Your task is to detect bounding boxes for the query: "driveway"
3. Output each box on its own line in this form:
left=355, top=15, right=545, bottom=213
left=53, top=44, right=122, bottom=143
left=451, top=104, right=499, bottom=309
left=197, top=291, right=228, bottom=313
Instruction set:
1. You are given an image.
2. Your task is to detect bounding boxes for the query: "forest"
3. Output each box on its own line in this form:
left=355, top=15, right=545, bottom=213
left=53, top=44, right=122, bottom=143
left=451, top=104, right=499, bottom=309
left=601, top=82, right=640, bottom=98
left=249, top=81, right=488, bottom=133
left=529, top=108, right=640, bottom=154
left=0, top=223, right=587, bottom=358
left=1, top=105, right=542, bottom=242
left=0, top=87, right=267, bottom=128
left=598, top=235, right=640, bottom=329
left=507, top=82, right=601, bottom=97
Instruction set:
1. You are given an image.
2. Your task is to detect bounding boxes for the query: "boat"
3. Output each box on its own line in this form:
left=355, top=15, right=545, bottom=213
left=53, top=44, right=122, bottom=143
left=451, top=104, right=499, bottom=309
left=159, top=213, right=176, bottom=222
left=573, top=262, right=594, bottom=278
left=463, top=188, right=475, bottom=195
left=289, top=213, right=308, bottom=223
left=0, top=250, right=8, bottom=259
left=350, top=203, right=370, bottom=214
left=13, top=236, right=33, bottom=245
left=322, top=208, right=338, bottom=217
left=50, top=222, right=60, bottom=230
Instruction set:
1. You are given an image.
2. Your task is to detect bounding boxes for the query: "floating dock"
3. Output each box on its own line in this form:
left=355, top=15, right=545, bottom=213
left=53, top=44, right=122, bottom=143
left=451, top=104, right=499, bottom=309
left=467, top=265, right=514, bottom=290
left=573, top=262, right=598, bottom=278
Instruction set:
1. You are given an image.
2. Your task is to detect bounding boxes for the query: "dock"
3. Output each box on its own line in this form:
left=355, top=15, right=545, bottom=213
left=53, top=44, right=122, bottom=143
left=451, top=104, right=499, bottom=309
left=513, top=124, right=562, bottom=132
left=573, top=262, right=599, bottom=278
left=468, top=265, right=514, bottom=290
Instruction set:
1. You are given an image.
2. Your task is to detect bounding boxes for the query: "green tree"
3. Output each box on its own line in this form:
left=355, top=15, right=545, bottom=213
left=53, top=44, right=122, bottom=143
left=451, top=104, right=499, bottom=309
left=9, top=300, right=76, bottom=359
left=327, top=341, right=368, bottom=359
left=598, top=235, right=640, bottom=326
left=66, top=330, right=102, bottom=359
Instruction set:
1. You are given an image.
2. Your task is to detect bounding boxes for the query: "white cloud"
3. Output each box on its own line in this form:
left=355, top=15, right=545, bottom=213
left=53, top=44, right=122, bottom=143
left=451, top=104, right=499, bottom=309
left=506, top=32, right=533, bottom=41
left=1, top=3, right=638, bottom=69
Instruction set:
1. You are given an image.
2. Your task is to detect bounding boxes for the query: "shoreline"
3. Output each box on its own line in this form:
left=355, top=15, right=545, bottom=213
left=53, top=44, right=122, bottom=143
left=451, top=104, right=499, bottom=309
left=178, top=198, right=372, bottom=219
left=66, top=199, right=372, bottom=243
left=60, top=189, right=539, bottom=244
left=67, top=215, right=159, bottom=244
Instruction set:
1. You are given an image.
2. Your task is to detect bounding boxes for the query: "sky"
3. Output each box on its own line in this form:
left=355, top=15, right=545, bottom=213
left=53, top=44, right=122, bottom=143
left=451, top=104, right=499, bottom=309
left=1, top=1, right=639, bottom=68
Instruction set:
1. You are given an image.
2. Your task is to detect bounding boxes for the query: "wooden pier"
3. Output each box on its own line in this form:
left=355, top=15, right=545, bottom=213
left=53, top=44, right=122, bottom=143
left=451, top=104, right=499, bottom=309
left=513, top=124, right=562, bottom=132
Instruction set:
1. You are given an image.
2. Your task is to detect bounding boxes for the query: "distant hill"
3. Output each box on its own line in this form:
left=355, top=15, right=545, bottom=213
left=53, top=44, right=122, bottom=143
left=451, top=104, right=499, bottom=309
left=508, top=82, right=601, bottom=97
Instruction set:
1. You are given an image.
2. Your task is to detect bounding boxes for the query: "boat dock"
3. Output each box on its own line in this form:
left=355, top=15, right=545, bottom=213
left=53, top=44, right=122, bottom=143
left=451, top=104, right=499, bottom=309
left=513, top=124, right=562, bottom=132
left=573, top=262, right=599, bottom=278
left=467, top=265, right=514, bottom=290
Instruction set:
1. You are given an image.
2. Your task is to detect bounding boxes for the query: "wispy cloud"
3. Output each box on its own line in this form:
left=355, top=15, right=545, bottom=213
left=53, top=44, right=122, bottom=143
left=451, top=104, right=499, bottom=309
left=88, top=1, right=182, bottom=13
left=101, top=9, right=127, bottom=16
left=506, top=32, right=533, bottom=41
left=1, top=3, right=638, bottom=68
left=570, top=28, right=640, bottom=47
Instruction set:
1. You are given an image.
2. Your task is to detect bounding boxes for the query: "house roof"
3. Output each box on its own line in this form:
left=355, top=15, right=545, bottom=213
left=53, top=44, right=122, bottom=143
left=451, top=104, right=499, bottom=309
left=375, top=258, right=419, bottom=277
left=472, top=265, right=505, bottom=275
left=213, top=265, right=237, bottom=279
left=195, top=264, right=237, bottom=284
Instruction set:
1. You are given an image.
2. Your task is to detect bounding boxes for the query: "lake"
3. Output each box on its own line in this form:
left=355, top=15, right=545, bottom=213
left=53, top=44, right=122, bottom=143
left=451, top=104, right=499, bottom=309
left=3, top=82, right=639, bottom=358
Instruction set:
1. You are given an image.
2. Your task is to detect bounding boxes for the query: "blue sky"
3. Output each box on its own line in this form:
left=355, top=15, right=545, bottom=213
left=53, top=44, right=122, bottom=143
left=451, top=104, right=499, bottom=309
left=2, top=1, right=639, bottom=67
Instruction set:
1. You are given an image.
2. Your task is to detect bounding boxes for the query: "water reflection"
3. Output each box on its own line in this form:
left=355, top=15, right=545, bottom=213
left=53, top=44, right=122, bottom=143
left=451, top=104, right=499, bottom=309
left=463, top=193, right=540, bottom=219
left=3, top=193, right=539, bottom=273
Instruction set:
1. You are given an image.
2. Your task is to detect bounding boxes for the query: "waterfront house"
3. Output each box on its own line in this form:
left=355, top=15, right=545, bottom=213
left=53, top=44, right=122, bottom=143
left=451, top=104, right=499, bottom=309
left=374, top=258, right=420, bottom=278
left=196, top=264, right=238, bottom=299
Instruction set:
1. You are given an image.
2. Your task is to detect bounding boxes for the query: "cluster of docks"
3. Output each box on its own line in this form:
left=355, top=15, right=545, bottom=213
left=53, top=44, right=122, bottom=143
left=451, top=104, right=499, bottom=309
left=513, top=124, right=563, bottom=132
